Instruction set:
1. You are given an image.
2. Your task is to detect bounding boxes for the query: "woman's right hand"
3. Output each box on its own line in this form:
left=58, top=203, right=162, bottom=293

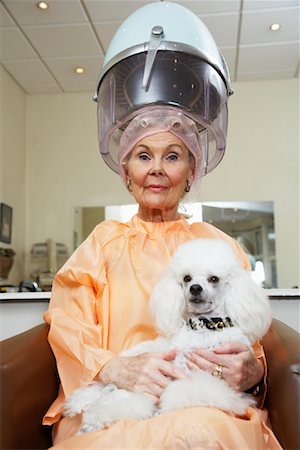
left=98, top=350, right=186, bottom=403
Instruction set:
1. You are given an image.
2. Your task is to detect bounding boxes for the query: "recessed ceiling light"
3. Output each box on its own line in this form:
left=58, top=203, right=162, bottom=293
left=74, top=67, right=85, bottom=75
left=37, top=2, right=49, bottom=10
left=269, top=23, right=281, bottom=32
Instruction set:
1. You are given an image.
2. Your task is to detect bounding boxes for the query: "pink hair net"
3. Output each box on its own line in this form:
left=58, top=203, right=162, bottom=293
left=118, top=108, right=203, bottom=189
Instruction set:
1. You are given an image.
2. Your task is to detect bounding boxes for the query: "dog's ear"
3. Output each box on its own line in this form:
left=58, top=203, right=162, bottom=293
left=222, top=269, right=272, bottom=342
left=150, top=271, right=186, bottom=337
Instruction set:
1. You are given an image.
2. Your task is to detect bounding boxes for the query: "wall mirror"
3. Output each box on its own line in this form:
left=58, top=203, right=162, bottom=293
left=73, top=201, right=276, bottom=288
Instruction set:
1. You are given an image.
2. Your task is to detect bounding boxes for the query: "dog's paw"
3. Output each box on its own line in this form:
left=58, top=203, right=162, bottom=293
left=77, top=421, right=105, bottom=435
left=64, top=382, right=105, bottom=417
left=74, top=388, right=157, bottom=434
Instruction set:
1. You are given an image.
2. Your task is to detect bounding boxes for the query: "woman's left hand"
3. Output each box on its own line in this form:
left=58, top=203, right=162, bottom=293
left=186, top=341, right=264, bottom=392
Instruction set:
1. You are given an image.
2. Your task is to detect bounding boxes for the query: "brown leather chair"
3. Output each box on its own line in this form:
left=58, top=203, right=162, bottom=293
left=0, top=320, right=299, bottom=450
left=0, top=324, right=58, bottom=450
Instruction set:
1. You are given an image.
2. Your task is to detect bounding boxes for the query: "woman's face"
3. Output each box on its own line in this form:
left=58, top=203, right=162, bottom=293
left=125, top=132, right=194, bottom=221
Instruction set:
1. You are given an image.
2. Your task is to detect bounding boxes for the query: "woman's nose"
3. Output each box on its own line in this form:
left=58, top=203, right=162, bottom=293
left=149, top=158, right=165, bottom=175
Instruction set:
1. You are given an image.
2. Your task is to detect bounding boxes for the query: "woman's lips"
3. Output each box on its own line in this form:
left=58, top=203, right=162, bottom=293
left=146, top=184, right=168, bottom=192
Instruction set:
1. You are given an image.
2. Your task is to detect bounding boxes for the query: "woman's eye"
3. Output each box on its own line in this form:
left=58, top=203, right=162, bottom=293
left=208, top=276, right=219, bottom=283
left=167, top=153, right=178, bottom=161
left=138, top=153, right=150, bottom=161
left=183, top=275, right=192, bottom=283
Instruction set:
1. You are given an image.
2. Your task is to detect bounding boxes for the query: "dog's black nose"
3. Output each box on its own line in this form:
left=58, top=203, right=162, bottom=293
left=190, top=284, right=203, bottom=296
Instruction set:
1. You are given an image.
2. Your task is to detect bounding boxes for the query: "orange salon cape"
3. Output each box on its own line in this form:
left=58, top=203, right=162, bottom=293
left=43, top=215, right=282, bottom=449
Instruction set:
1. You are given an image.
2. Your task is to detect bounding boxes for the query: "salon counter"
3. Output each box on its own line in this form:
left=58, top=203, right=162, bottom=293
left=0, top=292, right=51, bottom=341
left=0, top=290, right=299, bottom=341
left=0, top=291, right=51, bottom=302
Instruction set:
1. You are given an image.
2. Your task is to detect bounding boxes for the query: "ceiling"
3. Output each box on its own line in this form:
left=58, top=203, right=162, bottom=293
left=1, top=0, right=299, bottom=95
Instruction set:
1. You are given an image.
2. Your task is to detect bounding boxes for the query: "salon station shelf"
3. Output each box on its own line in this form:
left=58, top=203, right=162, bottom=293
left=265, top=288, right=300, bottom=300
left=0, top=291, right=51, bottom=302
left=0, top=290, right=299, bottom=303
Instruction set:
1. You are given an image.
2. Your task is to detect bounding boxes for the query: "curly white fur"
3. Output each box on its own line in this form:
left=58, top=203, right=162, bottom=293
left=64, top=238, right=272, bottom=434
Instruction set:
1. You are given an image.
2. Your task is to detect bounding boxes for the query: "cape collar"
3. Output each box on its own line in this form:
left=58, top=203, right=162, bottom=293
left=129, top=214, right=189, bottom=236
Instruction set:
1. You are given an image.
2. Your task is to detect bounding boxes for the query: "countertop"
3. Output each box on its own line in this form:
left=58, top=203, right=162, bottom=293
left=0, top=291, right=51, bottom=302
left=0, top=289, right=299, bottom=303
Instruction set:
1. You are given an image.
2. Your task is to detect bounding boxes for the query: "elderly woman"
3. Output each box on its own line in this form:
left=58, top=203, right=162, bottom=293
left=43, top=108, right=281, bottom=449
left=43, top=2, right=282, bottom=449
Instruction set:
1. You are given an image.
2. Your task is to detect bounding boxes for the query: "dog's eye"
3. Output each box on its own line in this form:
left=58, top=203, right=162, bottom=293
left=208, top=276, right=219, bottom=283
left=183, top=275, right=192, bottom=283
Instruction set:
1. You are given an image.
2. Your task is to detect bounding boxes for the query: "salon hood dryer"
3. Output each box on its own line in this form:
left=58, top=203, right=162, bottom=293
left=94, top=1, right=233, bottom=176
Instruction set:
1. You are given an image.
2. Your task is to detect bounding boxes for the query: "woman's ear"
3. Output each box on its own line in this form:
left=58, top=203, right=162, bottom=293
left=126, top=178, right=132, bottom=193
left=188, top=151, right=195, bottom=176
left=122, top=163, right=129, bottom=177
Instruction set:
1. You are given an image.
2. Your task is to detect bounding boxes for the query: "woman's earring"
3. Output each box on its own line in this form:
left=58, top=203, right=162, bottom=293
left=127, top=179, right=132, bottom=193
left=185, top=179, right=191, bottom=193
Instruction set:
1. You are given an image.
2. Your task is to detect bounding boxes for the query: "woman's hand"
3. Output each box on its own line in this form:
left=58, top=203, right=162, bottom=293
left=186, top=342, right=264, bottom=392
left=98, top=350, right=186, bottom=403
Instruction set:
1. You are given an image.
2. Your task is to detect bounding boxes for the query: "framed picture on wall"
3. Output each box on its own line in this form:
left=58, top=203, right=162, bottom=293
left=0, top=203, right=13, bottom=244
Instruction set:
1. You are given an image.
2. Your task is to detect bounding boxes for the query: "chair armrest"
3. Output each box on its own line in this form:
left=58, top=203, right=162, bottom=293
left=262, top=319, right=300, bottom=450
left=0, top=323, right=59, bottom=450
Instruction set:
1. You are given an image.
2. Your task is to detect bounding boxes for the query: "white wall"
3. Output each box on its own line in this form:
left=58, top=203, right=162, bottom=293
left=24, top=92, right=132, bottom=275
left=0, top=66, right=27, bottom=284
left=24, top=79, right=299, bottom=288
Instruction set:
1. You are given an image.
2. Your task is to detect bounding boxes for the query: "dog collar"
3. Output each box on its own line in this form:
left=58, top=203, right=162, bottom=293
left=187, top=316, right=233, bottom=331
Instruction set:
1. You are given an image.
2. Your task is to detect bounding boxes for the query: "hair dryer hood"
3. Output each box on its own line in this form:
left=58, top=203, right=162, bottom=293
left=94, top=1, right=233, bottom=176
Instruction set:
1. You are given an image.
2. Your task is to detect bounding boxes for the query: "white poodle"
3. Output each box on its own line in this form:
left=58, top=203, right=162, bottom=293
left=64, top=238, right=272, bottom=434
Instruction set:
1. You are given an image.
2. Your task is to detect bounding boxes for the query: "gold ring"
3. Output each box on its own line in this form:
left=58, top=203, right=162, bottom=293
left=212, top=365, right=223, bottom=379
